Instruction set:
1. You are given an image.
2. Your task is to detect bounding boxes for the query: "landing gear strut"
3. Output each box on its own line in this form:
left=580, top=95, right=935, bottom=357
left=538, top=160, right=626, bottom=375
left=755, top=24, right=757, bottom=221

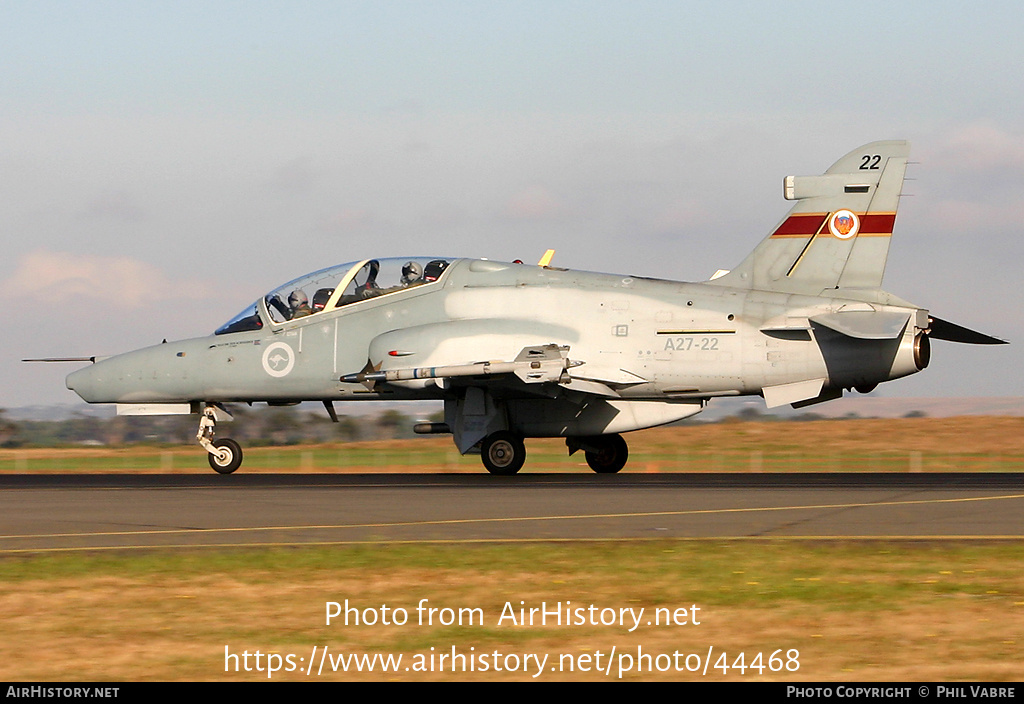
left=197, top=405, right=243, bottom=474
left=480, top=431, right=526, bottom=475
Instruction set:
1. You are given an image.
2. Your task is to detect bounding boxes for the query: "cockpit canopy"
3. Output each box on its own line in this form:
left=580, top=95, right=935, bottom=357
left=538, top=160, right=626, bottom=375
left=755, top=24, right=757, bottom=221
left=215, top=257, right=452, bottom=335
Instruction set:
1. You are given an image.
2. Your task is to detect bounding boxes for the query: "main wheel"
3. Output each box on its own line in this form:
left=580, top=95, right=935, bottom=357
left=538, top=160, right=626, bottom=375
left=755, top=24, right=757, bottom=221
left=584, top=434, right=628, bottom=473
left=481, top=431, right=526, bottom=475
left=208, top=438, right=243, bottom=474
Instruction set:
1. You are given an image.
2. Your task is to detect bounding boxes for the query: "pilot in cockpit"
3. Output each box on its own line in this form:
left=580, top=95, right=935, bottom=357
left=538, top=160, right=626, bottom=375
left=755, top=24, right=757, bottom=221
left=400, top=261, right=423, bottom=287
left=288, top=289, right=312, bottom=318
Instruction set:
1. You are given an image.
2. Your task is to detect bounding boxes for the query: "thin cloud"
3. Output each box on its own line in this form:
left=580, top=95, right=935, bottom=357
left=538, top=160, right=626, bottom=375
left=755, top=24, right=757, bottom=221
left=927, top=122, right=1024, bottom=172
left=504, top=185, right=564, bottom=220
left=1, top=250, right=209, bottom=309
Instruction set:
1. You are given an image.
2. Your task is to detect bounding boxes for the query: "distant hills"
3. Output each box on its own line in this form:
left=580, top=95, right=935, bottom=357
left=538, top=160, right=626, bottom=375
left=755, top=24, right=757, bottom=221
left=7, top=397, right=1024, bottom=423
left=701, top=396, right=1024, bottom=421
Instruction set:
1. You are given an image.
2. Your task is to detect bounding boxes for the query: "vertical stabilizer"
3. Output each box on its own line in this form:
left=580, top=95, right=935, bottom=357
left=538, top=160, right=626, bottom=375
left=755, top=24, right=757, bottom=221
left=710, top=140, right=910, bottom=294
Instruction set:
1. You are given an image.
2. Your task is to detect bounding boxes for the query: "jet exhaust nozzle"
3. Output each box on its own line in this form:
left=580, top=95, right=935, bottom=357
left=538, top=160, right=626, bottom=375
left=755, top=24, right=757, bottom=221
left=914, top=332, right=930, bottom=370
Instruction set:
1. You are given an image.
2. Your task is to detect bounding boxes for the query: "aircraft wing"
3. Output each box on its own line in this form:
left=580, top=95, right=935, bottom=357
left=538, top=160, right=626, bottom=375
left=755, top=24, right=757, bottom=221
left=341, top=319, right=653, bottom=397
left=341, top=342, right=653, bottom=396
left=341, top=343, right=576, bottom=387
left=342, top=343, right=656, bottom=404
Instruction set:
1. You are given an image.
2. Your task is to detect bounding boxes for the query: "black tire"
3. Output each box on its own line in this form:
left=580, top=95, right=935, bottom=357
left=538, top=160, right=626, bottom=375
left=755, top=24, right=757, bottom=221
left=481, top=431, right=526, bottom=475
left=585, top=434, right=628, bottom=474
left=208, top=438, right=243, bottom=474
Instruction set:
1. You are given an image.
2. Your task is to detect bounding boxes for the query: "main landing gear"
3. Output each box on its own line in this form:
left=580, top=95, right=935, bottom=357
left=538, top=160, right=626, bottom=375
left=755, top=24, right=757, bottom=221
left=478, top=431, right=630, bottom=475
left=481, top=431, right=526, bottom=475
left=197, top=405, right=243, bottom=474
left=567, top=434, right=629, bottom=474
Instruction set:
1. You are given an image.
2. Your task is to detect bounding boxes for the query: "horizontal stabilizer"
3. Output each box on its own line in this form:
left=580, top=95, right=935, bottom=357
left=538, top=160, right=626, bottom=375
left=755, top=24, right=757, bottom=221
left=809, top=311, right=911, bottom=340
left=929, top=317, right=1007, bottom=345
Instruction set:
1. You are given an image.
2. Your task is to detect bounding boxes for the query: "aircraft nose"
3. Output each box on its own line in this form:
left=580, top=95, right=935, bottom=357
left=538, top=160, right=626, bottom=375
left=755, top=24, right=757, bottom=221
left=64, top=340, right=210, bottom=404
left=66, top=363, right=100, bottom=402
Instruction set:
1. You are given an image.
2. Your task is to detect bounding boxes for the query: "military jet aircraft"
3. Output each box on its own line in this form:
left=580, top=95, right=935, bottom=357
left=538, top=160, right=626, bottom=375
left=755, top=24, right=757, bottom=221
left=51, top=140, right=1005, bottom=474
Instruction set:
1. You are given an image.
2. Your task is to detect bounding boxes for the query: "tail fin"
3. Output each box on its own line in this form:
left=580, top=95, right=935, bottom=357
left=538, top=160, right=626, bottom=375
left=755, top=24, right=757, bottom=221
left=710, top=140, right=910, bottom=295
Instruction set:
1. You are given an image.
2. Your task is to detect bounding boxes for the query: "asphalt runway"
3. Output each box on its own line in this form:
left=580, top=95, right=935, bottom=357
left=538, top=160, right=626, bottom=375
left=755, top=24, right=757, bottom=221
left=2, top=473, right=1024, bottom=553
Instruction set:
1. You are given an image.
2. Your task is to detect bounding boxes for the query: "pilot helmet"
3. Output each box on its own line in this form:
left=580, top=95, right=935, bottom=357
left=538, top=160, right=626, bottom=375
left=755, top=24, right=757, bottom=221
left=288, top=289, right=309, bottom=308
left=401, top=261, right=423, bottom=283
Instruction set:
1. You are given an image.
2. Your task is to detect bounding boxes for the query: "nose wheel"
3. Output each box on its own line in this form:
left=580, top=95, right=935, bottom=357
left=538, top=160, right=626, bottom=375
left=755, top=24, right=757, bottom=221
left=208, top=438, right=243, bottom=474
left=197, top=405, right=244, bottom=474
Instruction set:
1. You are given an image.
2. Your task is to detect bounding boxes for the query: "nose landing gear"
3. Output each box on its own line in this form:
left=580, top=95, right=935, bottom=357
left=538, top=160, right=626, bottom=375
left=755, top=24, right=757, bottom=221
left=196, top=405, right=244, bottom=474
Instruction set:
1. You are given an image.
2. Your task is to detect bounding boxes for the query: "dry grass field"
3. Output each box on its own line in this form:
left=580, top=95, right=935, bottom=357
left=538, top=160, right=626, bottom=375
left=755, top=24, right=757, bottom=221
left=2, top=415, right=1024, bottom=473
left=2, top=543, right=1024, bottom=681
left=3, top=416, right=1023, bottom=681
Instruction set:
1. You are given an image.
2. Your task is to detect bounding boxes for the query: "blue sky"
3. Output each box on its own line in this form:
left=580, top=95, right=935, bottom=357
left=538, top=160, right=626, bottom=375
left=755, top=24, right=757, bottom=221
left=2, top=2, right=1020, bottom=119
left=2, top=1, right=1021, bottom=405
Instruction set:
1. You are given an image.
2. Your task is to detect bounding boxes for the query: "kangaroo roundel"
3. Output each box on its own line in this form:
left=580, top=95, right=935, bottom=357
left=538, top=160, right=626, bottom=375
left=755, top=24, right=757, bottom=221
left=262, top=342, right=295, bottom=377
